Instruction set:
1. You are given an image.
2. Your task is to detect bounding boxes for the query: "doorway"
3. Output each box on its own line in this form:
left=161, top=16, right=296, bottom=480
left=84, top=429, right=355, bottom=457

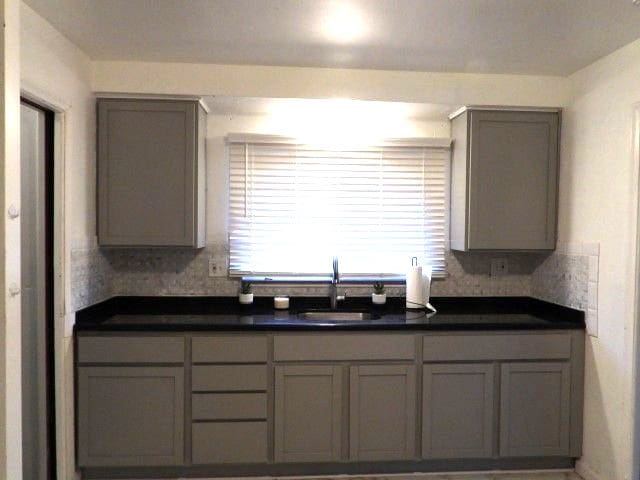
left=21, top=98, right=57, bottom=480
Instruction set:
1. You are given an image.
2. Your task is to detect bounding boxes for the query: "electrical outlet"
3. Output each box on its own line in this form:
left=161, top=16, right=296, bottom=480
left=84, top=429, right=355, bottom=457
left=208, top=258, right=217, bottom=277
left=490, top=258, right=509, bottom=276
left=209, top=258, right=227, bottom=277
left=209, top=256, right=228, bottom=277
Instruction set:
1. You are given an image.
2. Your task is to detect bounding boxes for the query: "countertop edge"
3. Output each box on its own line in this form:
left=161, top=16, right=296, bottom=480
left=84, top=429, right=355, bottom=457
left=73, top=296, right=586, bottom=333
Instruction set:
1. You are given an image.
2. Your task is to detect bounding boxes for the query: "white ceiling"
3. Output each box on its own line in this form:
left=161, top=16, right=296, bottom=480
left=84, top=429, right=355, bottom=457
left=25, top=0, right=640, bottom=76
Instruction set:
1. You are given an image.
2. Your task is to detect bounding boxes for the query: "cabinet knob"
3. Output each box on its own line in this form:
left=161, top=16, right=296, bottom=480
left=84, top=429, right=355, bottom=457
left=7, top=204, right=19, bottom=220
left=8, top=283, right=20, bottom=297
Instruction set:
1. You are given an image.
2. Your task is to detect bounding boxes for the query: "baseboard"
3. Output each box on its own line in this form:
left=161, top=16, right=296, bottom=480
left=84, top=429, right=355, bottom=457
left=85, top=467, right=578, bottom=480
left=576, top=459, right=602, bottom=480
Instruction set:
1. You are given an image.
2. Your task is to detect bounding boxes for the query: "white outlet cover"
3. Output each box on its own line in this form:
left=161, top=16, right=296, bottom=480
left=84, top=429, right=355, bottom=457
left=490, top=258, right=509, bottom=276
left=208, top=256, right=227, bottom=277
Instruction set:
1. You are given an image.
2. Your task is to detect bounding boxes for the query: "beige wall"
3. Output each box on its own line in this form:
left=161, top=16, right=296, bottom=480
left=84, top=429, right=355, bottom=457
left=20, top=3, right=94, bottom=479
left=92, top=60, right=571, bottom=107
left=560, top=38, right=640, bottom=480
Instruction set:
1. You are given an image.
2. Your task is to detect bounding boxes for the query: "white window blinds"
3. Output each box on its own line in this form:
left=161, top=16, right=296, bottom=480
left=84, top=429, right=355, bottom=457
left=228, top=135, right=450, bottom=277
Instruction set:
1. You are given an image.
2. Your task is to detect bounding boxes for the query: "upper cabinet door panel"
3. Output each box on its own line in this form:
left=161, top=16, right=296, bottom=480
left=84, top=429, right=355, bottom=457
left=468, top=110, right=558, bottom=250
left=98, top=99, right=205, bottom=247
left=450, top=108, right=559, bottom=251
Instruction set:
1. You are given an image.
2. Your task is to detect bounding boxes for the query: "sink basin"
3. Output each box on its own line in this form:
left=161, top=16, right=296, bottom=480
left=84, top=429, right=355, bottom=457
left=297, top=311, right=376, bottom=322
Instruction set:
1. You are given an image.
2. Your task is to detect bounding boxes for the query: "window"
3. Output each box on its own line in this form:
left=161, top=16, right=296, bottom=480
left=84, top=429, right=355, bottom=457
left=228, top=134, right=450, bottom=278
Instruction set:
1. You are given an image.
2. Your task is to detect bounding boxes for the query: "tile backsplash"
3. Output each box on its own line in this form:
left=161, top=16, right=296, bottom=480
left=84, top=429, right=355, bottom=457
left=70, top=245, right=112, bottom=311
left=100, top=245, right=540, bottom=298
left=532, top=242, right=599, bottom=336
left=71, top=241, right=598, bottom=335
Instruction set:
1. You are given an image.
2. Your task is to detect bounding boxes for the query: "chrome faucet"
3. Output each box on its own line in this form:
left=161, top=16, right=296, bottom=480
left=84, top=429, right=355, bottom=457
left=330, top=256, right=344, bottom=309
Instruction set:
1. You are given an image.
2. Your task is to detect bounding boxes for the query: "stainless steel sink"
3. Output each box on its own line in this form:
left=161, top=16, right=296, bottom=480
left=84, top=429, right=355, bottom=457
left=297, top=311, right=375, bottom=322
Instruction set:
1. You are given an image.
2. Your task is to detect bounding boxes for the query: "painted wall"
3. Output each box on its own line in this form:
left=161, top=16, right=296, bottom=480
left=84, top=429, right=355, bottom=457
left=560, top=37, right=640, bottom=480
left=92, top=60, right=572, bottom=107
left=0, top=0, right=22, bottom=478
left=20, top=3, right=94, bottom=479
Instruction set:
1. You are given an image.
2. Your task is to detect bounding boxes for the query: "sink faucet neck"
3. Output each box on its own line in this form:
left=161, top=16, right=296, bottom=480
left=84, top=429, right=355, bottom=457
left=330, top=256, right=342, bottom=309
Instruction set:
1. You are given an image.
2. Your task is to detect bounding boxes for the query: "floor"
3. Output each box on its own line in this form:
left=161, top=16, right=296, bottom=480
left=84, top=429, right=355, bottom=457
left=172, top=472, right=584, bottom=480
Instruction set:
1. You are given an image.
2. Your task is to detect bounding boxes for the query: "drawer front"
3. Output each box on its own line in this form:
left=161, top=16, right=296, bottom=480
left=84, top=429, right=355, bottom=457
left=422, top=333, right=571, bottom=362
left=274, top=334, right=415, bottom=361
left=192, top=422, right=267, bottom=464
left=192, top=393, right=267, bottom=420
left=192, top=365, right=267, bottom=392
left=192, top=336, right=268, bottom=363
left=78, top=336, right=185, bottom=364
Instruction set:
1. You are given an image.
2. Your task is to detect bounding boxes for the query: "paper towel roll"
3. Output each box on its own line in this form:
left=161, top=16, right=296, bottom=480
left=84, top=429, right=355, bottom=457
left=422, top=265, right=433, bottom=311
left=406, top=265, right=423, bottom=309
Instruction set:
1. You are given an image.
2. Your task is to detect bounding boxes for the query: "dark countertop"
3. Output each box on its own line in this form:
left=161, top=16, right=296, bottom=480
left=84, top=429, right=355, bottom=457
left=74, top=296, right=585, bottom=332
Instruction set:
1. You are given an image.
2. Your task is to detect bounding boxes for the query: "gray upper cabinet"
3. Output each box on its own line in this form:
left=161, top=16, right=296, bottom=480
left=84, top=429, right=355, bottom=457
left=350, top=365, right=416, bottom=461
left=77, top=366, right=184, bottom=467
left=450, top=107, right=560, bottom=251
left=97, top=98, right=206, bottom=247
left=499, top=362, right=571, bottom=457
left=422, top=363, right=494, bottom=459
left=274, top=365, right=343, bottom=463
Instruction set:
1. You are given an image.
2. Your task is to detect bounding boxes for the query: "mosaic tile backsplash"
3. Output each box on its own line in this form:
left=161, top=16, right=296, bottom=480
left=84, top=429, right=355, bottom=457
left=70, top=245, right=112, bottom=311
left=70, top=241, right=599, bottom=335
left=101, top=246, right=541, bottom=298
left=532, top=242, right=599, bottom=336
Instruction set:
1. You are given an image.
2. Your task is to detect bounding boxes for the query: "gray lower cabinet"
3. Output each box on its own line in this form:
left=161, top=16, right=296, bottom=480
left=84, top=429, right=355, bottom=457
left=76, top=331, right=583, bottom=472
left=274, top=365, right=343, bottom=462
left=499, top=362, right=571, bottom=457
left=422, top=363, right=494, bottom=459
left=97, top=98, right=206, bottom=247
left=77, top=366, right=184, bottom=467
left=450, top=107, right=560, bottom=251
left=349, top=365, right=416, bottom=460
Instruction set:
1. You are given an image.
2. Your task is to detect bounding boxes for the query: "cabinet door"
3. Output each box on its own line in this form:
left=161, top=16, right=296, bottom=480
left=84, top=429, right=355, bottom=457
left=500, top=362, right=570, bottom=457
left=98, top=99, right=202, bottom=247
left=422, top=363, right=494, bottom=459
left=77, top=366, right=184, bottom=467
left=349, top=365, right=416, bottom=460
left=467, top=110, right=558, bottom=250
left=274, top=365, right=342, bottom=462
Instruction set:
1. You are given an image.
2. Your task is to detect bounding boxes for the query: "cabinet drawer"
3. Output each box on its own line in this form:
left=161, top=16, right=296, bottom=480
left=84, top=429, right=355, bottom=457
left=274, top=334, right=415, bottom=361
left=422, top=333, right=571, bottom=362
left=192, top=393, right=267, bottom=420
left=192, top=336, right=267, bottom=363
left=77, top=336, right=184, bottom=364
left=192, top=365, right=267, bottom=392
left=192, top=422, right=267, bottom=464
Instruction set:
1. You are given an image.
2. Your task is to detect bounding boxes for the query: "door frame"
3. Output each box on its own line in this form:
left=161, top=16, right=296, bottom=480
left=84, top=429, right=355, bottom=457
left=632, top=102, right=640, bottom=480
left=21, top=86, right=68, bottom=480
